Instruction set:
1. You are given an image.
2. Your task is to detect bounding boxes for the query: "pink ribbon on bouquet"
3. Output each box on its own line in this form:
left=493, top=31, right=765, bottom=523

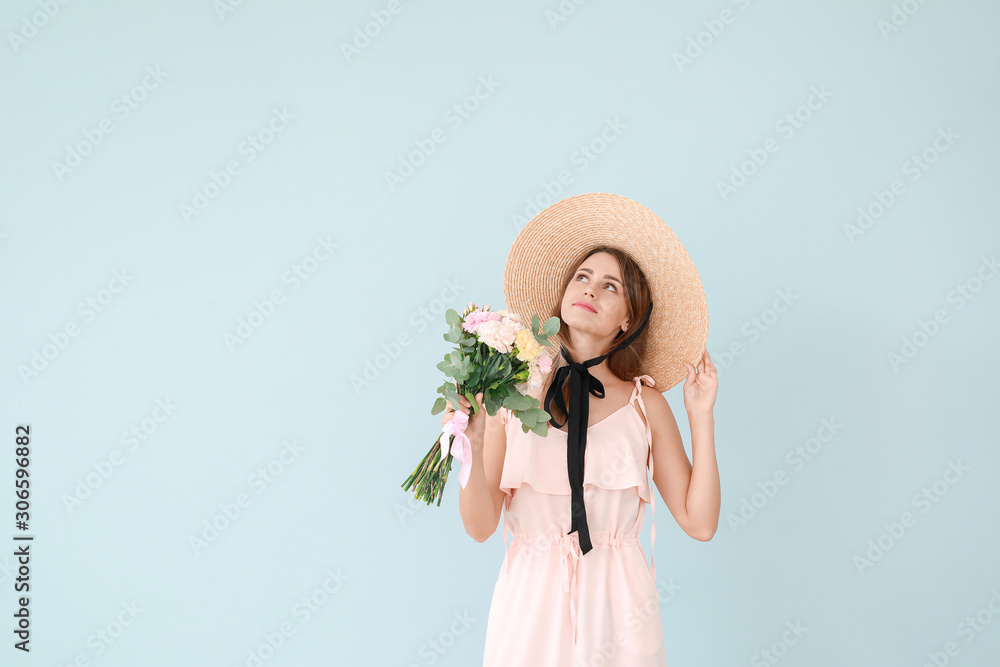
left=440, top=409, right=473, bottom=488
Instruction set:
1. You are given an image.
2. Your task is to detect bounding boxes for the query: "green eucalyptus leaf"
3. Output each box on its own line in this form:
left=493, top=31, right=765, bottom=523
left=502, top=392, right=535, bottom=411
left=529, top=421, right=549, bottom=437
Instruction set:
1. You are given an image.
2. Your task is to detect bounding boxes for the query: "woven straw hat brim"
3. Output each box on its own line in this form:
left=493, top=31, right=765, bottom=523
left=503, top=192, right=708, bottom=392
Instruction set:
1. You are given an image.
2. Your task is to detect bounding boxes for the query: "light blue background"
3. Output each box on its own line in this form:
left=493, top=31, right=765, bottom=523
left=2, top=1, right=999, bottom=665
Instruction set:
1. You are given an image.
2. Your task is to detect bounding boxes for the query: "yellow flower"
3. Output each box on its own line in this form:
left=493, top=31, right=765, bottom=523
left=514, top=328, right=543, bottom=363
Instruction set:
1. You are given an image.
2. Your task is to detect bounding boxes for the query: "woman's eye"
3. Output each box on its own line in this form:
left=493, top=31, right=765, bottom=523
left=578, top=274, right=616, bottom=292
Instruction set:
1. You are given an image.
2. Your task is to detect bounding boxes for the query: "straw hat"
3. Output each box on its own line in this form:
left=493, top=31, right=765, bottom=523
left=503, top=192, right=709, bottom=392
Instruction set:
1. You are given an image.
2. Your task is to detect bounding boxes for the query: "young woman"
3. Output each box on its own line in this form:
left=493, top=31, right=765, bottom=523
left=445, top=193, right=719, bottom=666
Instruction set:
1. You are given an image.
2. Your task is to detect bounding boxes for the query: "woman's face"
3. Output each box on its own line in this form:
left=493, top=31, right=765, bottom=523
left=559, top=251, right=630, bottom=343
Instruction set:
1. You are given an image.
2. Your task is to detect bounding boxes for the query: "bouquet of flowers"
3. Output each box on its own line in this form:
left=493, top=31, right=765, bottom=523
left=401, top=303, right=560, bottom=506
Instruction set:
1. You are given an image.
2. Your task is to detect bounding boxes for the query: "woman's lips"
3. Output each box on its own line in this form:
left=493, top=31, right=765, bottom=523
left=573, top=302, right=597, bottom=313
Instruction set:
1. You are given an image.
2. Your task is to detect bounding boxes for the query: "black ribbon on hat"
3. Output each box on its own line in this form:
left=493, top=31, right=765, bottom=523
left=543, top=301, right=654, bottom=555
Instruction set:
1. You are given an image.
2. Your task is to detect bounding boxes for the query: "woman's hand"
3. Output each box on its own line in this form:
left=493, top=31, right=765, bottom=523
left=683, top=348, right=718, bottom=417
left=441, top=388, right=486, bottom=449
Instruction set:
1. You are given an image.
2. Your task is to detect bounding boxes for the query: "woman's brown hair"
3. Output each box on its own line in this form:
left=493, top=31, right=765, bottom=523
left=542, top=246, right=653, bottom=426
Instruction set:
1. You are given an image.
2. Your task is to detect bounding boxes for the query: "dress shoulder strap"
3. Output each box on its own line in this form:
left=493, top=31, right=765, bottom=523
left=629, top=374, right=657, bottom=583
left=629, top=374, right=655, bottom=404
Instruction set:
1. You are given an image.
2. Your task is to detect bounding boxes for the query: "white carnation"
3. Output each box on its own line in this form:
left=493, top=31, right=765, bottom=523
left=494, top=309, right=523, bottom=325
left=477, top=319, right=519, bottom=353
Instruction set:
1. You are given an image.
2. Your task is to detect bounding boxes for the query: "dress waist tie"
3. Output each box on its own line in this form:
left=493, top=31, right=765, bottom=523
left=506, top=533, right=640, bottom=645
left=557, top=533, right=639, bottom=645
left=559, top=537, right=583, bottom=645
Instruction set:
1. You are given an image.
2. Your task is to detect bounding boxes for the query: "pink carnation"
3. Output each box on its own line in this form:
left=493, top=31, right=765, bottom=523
left=462, top=308, right=502, bottom=334
left=535, top=349, right=552, bottom=374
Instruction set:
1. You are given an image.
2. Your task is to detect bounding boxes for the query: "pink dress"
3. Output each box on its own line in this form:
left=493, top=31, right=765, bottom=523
left=483, top=375, right=667, bottom=666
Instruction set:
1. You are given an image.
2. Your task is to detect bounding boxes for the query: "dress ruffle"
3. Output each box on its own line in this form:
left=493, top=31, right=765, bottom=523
left=498, top=396, right=652, bottom=505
